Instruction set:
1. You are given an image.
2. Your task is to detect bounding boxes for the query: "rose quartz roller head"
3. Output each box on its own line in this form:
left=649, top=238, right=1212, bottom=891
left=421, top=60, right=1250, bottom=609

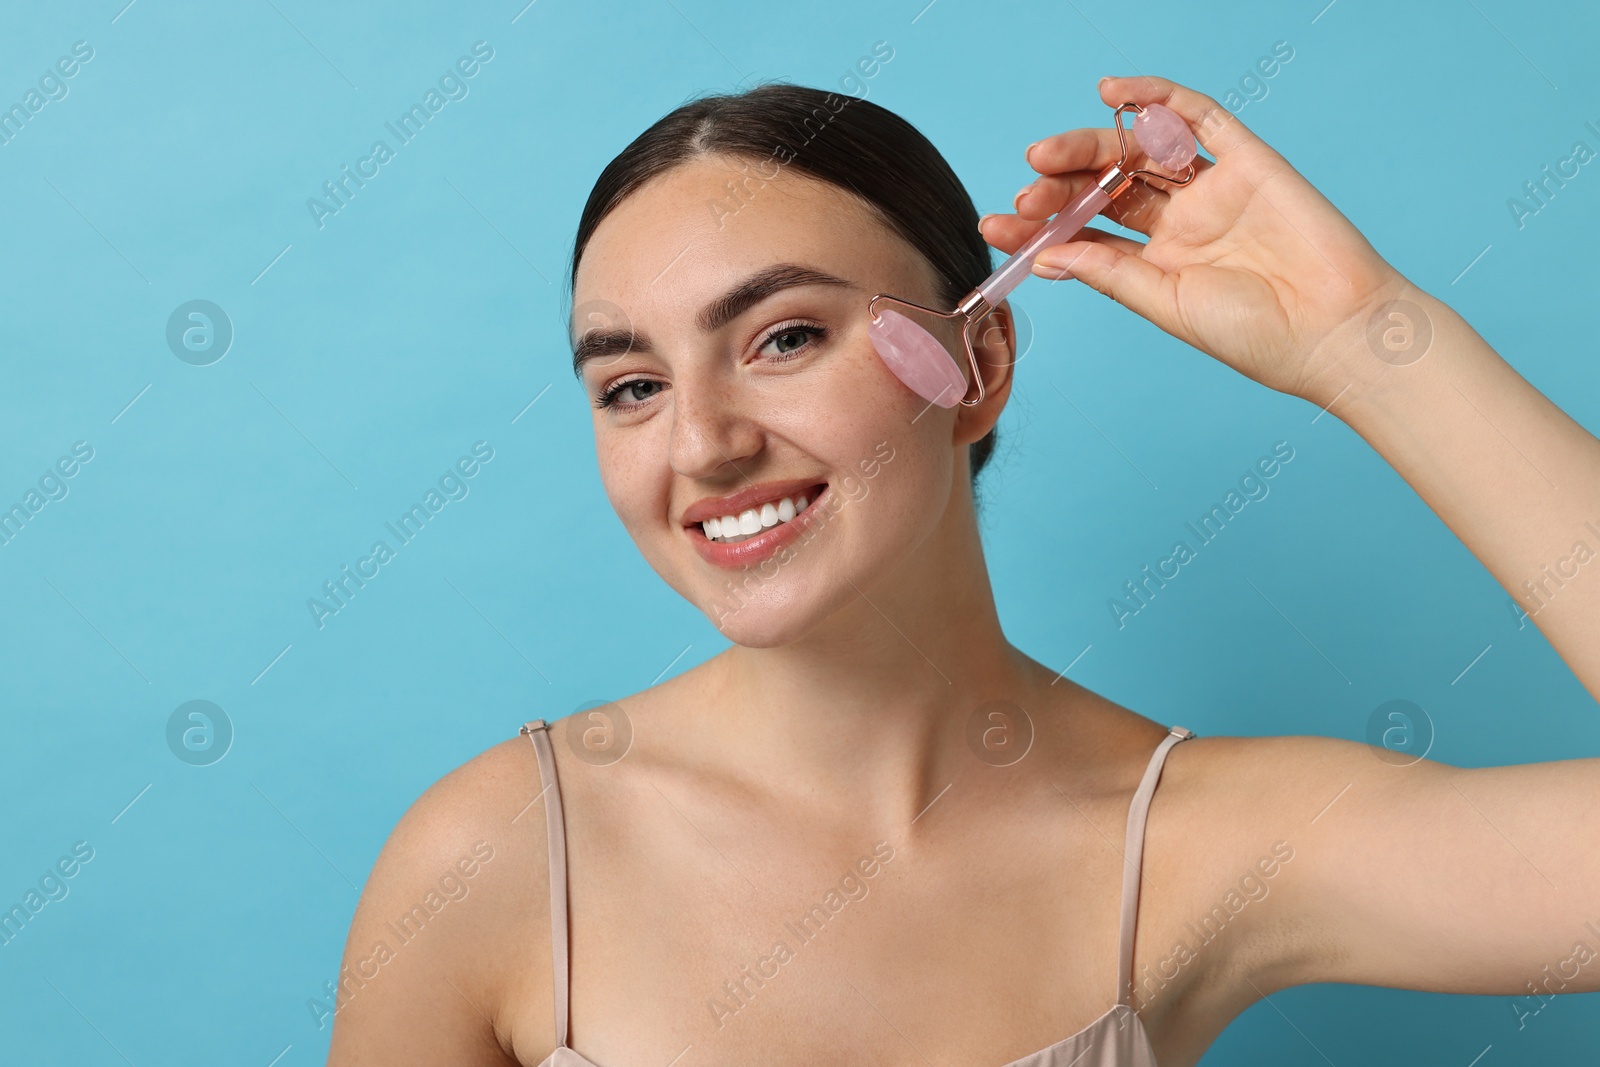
left=868, top=101, right=1199, bottom=408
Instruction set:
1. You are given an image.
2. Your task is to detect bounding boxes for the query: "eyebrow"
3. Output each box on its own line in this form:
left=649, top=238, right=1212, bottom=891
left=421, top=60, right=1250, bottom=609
left=570, top=262, right=857, bottom=377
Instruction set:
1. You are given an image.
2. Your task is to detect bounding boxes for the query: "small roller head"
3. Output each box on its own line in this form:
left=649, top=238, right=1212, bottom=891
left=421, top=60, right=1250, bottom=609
left=1132, top=103, right=1198, bottom=172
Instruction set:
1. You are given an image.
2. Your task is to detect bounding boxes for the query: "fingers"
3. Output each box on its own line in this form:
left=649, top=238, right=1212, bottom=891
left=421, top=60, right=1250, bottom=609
left=1005, top=169, right=1170, bottom=238
left=1025, top=126, right=1124, bottom=180
left=1096, top=74, right=1258, bottom=159
left=1024, top=124, right=1208, bottom=185
left=1014, top=155, right=1208, bottom=234
left=1144, top=154, right=1213, bottom=188
left=979, top=214, right=1147, bottom=277
left=1030, top=233, right=1176, bottom=328
left=978, top=211, right=1039, bottom=253
left=1017, top=170, right=1162, bottom=221
left=1015, top=82, right=1224, bottom=238
left=1039, top=225, right=1146, bottom=261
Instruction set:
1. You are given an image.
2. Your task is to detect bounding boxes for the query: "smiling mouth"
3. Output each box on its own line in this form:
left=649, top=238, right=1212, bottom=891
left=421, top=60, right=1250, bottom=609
left=698, top=484, right=826, bottom=543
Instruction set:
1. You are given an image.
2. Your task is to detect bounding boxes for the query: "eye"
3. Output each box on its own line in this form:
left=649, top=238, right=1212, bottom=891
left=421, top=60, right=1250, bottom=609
left=758, top=321, right=827, bottom=361
left=593, top=321, right=828, bottom=411
left=594, top=377, right=665, bottom=410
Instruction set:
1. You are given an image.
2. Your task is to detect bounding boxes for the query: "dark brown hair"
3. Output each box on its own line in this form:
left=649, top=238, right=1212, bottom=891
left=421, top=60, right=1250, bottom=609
left=569, top=81, right=999, bottom=485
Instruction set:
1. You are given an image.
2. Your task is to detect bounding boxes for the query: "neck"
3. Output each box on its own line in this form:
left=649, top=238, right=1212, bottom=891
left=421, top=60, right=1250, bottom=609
left=688, top=482, right=1040, bottom=829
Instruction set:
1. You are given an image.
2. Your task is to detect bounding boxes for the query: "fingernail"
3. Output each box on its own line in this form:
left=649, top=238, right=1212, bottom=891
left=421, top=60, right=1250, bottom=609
left=979, top=213, right=998, bottom=227
left=1025, top=140, right=1040, bottom=164
left=1033, top=252, right=1072, bottom=277
left=1013, top=181, right=1035, bottom=209
left=1098, top=76, right=1112, bottom=89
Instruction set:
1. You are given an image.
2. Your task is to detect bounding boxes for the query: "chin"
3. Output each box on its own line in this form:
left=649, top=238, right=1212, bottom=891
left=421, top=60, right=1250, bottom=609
left=713, top=619, right=804, bottom=649
left=700, top=580, right=839, bottom=648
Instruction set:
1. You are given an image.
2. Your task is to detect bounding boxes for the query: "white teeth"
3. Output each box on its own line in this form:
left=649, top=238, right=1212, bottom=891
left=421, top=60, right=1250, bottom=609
left=701, top=489, right=822, bottom=543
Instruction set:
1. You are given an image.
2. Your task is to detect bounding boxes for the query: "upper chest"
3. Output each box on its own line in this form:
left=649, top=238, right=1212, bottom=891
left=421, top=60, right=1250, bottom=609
left=496, top=739, right=1250, bottom=1067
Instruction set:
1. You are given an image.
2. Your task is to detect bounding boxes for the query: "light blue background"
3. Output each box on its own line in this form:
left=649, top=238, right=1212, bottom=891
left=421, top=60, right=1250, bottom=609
left=2, top=0, right=1597, bottom=1063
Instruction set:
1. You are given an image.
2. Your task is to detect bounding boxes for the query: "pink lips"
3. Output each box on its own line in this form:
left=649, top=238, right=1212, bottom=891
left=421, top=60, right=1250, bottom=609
left=682, top=477, right=825, bottom=528
left=688, top=484, right=831, bottom=569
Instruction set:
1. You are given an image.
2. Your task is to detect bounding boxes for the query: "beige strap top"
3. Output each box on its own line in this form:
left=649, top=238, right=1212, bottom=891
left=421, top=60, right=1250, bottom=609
left=521, top=719, right=1195, bottom=1067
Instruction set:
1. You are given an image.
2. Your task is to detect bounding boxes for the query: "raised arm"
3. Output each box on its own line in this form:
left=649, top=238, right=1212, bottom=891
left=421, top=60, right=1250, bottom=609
left=980, top=72, right=1600, bottom=1009
left=1327, top=291, right=1600, bottom=697
left=1178, top=733, right=1600, bottom=1005
left=980, top=74, right=1600, bottom=701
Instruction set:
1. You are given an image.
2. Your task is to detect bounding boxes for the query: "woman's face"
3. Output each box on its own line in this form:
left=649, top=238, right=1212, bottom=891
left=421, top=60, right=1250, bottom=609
left=571, top=154, right=1005, bottom=647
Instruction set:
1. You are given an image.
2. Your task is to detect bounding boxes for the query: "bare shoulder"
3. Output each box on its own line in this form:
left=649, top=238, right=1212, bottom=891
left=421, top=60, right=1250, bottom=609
left=1160, top=729, right=1403, bottom=816
left=1134, top=730, right=1432, bottom=1022
left=1154, top=727, right=1457, bottom=863
left=1148, top=730, right=1403, bottom=898
left=327, top=732, right=554, bottom=1066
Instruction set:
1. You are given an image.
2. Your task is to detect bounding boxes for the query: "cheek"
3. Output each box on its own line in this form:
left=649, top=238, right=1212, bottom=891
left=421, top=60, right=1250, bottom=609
left=766, top=355, right=954, bottom=522
left=828, top=341, right=959, bottom=490
left=868, top=425, right=954, bottom=523
left=596, top=427, right=666, bottom=534
left=759, top=334, right=933, bottom=455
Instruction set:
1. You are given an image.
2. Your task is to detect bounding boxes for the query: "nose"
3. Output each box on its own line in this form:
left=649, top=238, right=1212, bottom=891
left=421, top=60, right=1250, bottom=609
left=667, top=371, right=764, bottom=480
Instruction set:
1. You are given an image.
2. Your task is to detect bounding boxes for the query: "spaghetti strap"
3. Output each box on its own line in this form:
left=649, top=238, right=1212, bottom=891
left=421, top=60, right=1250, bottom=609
left=521, top=719, right=570, bottom=1049
left=1116, top=724, right=1195, bottom=1006
left=519, top=716, right=1189, bottom=1046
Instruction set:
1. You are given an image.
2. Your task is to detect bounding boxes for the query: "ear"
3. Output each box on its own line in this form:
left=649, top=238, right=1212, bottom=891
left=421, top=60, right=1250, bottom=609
left=953, top=300, right=1017, bottom=449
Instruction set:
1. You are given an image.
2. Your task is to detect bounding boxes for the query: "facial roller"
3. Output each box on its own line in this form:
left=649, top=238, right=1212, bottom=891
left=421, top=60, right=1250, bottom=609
left=868, top=101, right=1200, bottom=409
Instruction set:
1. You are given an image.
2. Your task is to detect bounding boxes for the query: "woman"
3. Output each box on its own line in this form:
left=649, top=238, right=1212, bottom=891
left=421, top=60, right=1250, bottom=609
left=327, top=75, right=1600, bottom=1066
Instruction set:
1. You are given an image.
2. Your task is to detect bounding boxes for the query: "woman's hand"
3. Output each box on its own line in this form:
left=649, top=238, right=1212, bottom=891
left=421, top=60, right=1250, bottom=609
left=979, top=74, right=1405, bottom=407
